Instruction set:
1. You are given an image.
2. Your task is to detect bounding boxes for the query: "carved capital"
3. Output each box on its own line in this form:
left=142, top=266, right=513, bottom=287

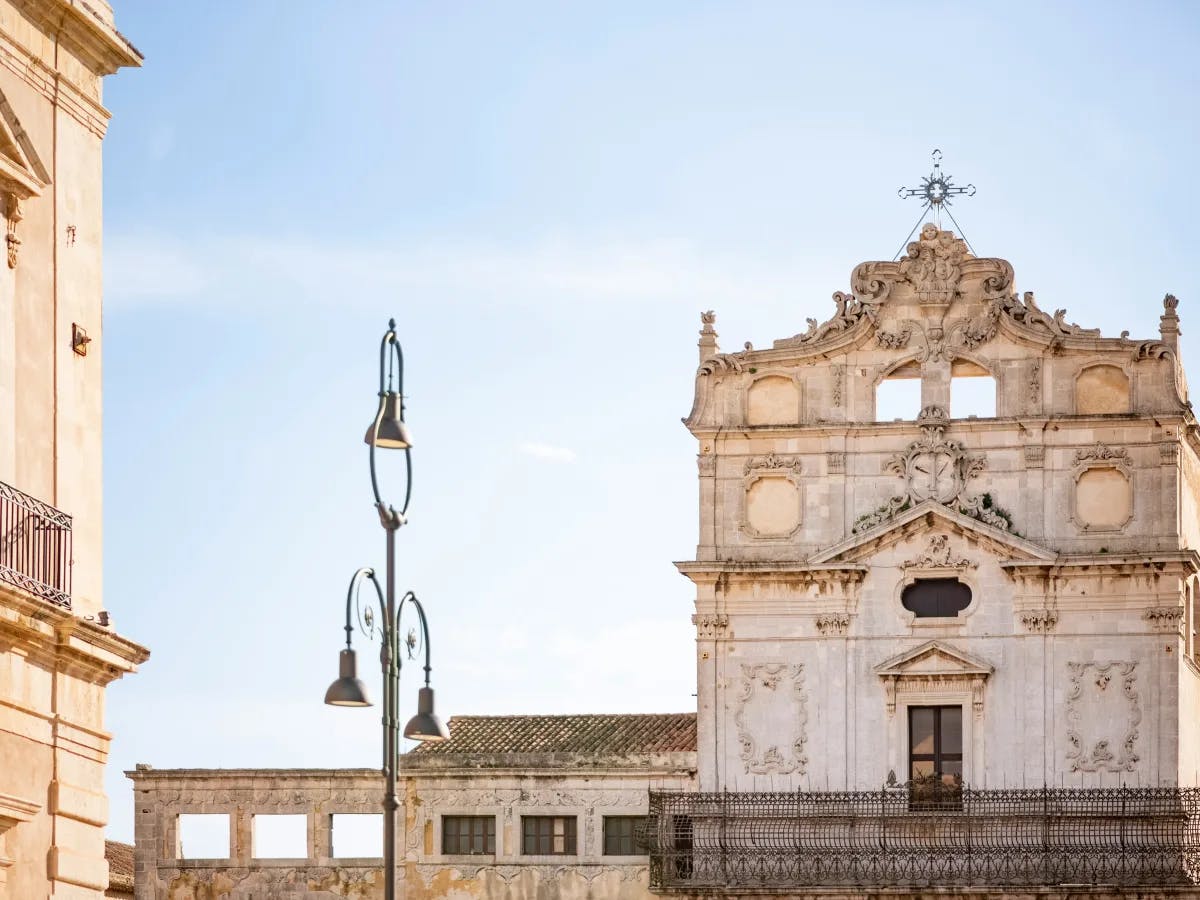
left=691, top=613, right=729, bottom=639
left=1143, top=607, right=1184, bottom=631
left=1020, top=609, right=1058, bottom=633
left=814, top=613, right=850, bottom=636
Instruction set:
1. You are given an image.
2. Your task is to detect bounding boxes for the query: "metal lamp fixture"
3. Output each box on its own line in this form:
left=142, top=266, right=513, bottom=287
left=323, top=318, right=449, bottom=900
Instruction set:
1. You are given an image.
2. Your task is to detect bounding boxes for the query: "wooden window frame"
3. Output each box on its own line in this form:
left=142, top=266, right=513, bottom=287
left=521, top=815, right=577, bottom=856
left=602, top=815, right=647, bottom=856
left=441, top=815, right=496, bottom=856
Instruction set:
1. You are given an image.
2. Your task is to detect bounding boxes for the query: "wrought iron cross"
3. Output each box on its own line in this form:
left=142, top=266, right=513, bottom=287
left=898, top=149, right=975, bottom=209
left=894, top=149, right=977, bottom=258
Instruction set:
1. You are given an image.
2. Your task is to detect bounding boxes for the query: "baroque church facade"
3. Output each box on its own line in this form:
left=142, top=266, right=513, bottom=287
left=0, top=1, right=147, bottom=898
left=129, top=224, right=1200, bottom=899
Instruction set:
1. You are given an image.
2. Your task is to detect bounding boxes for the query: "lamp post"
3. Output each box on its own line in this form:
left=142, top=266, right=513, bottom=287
left=324, top=319, right=449, bottom=900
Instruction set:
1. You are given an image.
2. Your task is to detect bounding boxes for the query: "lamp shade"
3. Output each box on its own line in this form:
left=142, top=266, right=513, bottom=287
left=324, top=649, right=371, bottom=707
left=364, top=392, right=413, bottom=449
left=403, top=686, right=449, bottom=741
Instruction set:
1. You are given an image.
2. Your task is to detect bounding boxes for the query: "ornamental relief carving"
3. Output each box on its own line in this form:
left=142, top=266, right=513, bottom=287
left=782, top=291, right=879, bottom=347
left=854, top=406, right=1008, bottom=533
left=814, top=614, right=850, bottom=635
left=1065, top=661, right=1140, bottom=773
left=1143, top=607, right=1185, bottom=631
left=692, top=613, right=729, bottom=638
left=875, top=314, right=998, bottom=363
left=743, top=452, right=802, bottom=476
left=1020, top=609, right=1058, bottom=633
left=734, top=664, right=807, bottom=775
left=902, top=535, right=977, bottom=570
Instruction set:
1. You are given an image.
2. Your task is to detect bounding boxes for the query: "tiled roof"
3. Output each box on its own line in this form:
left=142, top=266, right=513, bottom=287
left=106, top=840, right=134, bottom=891
left=408, top=712, right=696, bottom=756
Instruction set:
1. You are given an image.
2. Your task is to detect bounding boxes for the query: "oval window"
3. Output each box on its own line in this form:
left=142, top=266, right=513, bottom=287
left=902, top=579, right=971, bottom=618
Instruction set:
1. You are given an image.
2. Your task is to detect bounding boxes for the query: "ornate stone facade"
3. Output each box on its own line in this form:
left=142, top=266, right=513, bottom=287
left=0, top=4, right=148, bottom=898
left=683, top=224, right=1200, bottom=798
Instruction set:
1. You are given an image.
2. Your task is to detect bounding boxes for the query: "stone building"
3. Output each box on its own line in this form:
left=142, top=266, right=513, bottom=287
left=128, top=223, right=1200, bottom=898
left=0, top=1, right=147, bottom=897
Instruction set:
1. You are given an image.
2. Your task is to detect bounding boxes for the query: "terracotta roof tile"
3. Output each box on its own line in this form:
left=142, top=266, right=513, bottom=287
left=106, top=840, right=134, bottom=891
left=408, top=712, right=696, bottom=756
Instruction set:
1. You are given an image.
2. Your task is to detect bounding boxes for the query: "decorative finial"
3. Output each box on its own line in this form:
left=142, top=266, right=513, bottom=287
left=1160, top=294, right=1181, bottom=351
left=698, top=310, right=719, bottom=362
left=895, top=149, right=977, bottom=259
left=898, top=149, right=975, bottom=208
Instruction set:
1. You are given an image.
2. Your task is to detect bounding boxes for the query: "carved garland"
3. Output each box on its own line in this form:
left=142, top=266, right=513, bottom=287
left=902, top=534, right=977, bottom=570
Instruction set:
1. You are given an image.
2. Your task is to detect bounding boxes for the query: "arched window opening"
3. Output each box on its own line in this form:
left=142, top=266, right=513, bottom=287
left=902, top=578, right=972, bottom=618
left=950, top=359, right=996, bottom=419
left=876, top=362, right=921, bottom=422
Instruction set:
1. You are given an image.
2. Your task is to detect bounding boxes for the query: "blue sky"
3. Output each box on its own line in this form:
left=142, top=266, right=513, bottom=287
left=99, top=1, right=1200, bottom=840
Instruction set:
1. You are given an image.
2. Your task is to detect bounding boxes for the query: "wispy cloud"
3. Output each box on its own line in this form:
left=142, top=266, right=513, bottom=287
left=104, top=231, right=812, bottom=312
left=518, top=442, right=577, bottom=463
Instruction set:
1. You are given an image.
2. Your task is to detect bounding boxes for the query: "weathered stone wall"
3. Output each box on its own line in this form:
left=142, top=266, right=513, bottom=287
left=128, top=758, right=697, bottom=900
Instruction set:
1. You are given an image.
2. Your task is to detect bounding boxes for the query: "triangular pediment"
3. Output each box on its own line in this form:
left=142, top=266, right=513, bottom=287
left=0, top=92, right=48, bottom=198
left=809, top=499, right=1056, bottom=566
left=874, top=640, right=993, bottom=679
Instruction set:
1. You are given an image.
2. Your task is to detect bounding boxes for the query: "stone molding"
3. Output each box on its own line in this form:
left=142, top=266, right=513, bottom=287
left=875, top=641, right=993, bottom=718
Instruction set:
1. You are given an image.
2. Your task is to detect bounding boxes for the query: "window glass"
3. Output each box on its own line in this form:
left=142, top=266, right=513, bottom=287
left=443, top=816, right=495, bottom=855
left=902, top=579, right=971, bottom=618
left=603, top=816, right=647, bottom=855
left=522, top=816, right=576, bottom=855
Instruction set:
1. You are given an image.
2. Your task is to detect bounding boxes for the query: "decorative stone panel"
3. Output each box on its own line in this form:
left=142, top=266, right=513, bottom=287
left=1065, top=661, right=1140, bottom=773
left=734, top=664, right=807, bottom=775
left=740, top=454, right=803, bottom=539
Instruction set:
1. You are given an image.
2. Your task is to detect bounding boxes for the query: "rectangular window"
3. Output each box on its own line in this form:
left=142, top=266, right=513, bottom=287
left=908, top=705, right=963, bottom=808
left=602, top=816, right=647, bottom=855
left=442, top=816, right=495, bottom=855
left=522, top=816, right=576, bottom=855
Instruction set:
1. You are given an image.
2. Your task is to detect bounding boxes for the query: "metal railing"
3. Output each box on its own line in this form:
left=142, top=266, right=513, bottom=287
left=648, top=785, right=1200, bottom=890
left=0, top=479, right=72, bottom=609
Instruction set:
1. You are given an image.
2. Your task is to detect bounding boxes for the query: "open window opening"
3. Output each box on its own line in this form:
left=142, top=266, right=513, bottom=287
left=875, top=362, right=922, bottom=422
left=332, top=813, right=383, bottom=859
left=902, top=578, right=971, bottom=618
left=252, top=813, right=307, bottom=859
left=950, top=359, right=996, bottom=418
left=178, top=814, right=230, bottom=859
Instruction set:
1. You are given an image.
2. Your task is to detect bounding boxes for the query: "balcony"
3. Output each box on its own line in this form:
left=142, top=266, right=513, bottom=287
left=647, top=785, right=1200, bottom=891
left=0, top=479, right=72, bottom=609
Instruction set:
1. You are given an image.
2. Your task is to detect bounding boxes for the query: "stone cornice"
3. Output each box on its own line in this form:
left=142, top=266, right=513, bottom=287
left=1000, top=551, right=1200, bottom=577
left=0, top=583, right=150, bottom=684
left=687, top=412, right=1190, bottom=441
left=14, top=0, right=141, bottom=75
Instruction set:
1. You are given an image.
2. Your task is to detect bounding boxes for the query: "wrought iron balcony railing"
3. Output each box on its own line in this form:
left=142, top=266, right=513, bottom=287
left=648, top=786, right=1200, bottom=891
left=0, top=479, right=72, bottom=609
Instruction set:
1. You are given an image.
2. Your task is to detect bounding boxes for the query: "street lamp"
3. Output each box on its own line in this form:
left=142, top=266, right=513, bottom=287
left=324, top=319, right=449, bottom=900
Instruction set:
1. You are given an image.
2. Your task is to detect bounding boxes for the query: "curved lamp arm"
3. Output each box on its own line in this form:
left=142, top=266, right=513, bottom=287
left=341, top=567, right=387, bottom=650
left=368, top=319, right=414, bottom=528
left=396, top=590, right=434, bottom=687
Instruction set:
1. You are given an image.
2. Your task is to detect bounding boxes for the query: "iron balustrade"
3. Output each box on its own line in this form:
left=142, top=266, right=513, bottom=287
left=0, top=479, right=72, bottom=609
left=647, top=785, right=1200, bottom=890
